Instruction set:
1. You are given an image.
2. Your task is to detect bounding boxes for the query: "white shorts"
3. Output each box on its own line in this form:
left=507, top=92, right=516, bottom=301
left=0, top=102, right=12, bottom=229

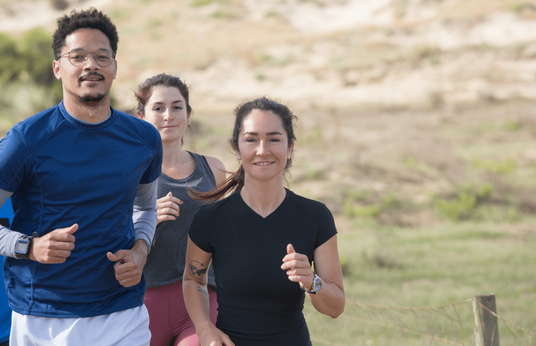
left=10, top=305, right=151, bottom=346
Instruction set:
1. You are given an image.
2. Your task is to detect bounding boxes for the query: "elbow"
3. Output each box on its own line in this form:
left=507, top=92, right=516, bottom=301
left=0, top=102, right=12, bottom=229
left=328, top=304, right=345, bottom=319
left=328, top=294, right=345, bottom=318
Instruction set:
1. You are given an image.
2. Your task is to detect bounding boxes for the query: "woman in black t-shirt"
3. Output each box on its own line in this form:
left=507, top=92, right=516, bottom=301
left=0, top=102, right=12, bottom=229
left=183, top=97, right=345, bottom=346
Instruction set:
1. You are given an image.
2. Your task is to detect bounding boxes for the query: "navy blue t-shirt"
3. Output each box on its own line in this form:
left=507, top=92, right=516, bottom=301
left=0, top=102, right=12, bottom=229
left=189, top=189, right=337, bottom=345
left=0, top=102, right=162, bottom=318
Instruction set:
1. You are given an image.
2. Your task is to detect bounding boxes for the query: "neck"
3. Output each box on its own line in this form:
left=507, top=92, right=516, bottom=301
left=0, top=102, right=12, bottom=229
left=240, top=177, right=286, bottom=218
left=161, top=141, right=187, bottom=167
left=63, top=95, right=111, bottom=123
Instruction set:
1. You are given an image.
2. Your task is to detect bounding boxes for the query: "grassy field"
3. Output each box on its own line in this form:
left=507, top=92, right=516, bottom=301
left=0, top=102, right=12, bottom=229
left=303, top=219, right=536, bottom=345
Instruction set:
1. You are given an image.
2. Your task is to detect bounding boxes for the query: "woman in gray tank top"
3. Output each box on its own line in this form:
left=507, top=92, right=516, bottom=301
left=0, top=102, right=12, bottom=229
left=135, top=74, right=226, bottom=346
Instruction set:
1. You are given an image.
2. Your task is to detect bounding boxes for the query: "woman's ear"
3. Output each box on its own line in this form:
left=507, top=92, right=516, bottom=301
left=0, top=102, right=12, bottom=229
left=287, top=139, right=295, bottom=159
left=136, top=111, right=144, bottom=120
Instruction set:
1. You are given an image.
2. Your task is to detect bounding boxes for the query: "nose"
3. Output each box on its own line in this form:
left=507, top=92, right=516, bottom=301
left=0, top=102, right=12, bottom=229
left=83, top=53, right=100, bottom=69
left=256, top=140, right=268, bottom=155
left=163, top=109, right=173, bottom=121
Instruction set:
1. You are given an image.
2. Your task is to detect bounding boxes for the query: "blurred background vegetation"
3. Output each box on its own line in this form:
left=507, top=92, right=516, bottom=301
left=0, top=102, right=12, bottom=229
left=1, top=0, right=536, bottom=344
left=0, top=28, right=62, bottom=130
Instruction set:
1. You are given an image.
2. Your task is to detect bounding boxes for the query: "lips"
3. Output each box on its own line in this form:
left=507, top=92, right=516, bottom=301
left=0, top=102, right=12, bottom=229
left=79, top=73, right=104, bottom=82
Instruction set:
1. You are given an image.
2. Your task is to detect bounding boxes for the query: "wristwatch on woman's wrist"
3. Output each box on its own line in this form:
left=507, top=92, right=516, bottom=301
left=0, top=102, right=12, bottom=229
left=301, top=272, right=322, bottom=294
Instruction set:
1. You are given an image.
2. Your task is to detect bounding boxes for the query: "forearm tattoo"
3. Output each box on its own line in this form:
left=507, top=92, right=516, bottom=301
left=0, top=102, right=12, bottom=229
left=197, top=286, right=209, bottom=297
left=189, top=260, right=208, bottom=276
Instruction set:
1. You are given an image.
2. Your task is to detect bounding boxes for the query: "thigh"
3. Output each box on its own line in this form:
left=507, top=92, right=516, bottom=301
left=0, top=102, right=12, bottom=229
left=106, top=305, right=151, bottom=346
left=10, top=311, right=82, bottom=346
left=145, top=288, right=173, bottom=346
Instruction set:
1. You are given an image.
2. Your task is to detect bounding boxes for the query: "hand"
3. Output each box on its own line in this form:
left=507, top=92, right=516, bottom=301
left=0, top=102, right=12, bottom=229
left=107, top=240, right=148, bottom=287
left=197, top=324, right=235, bottom=346
left=281, top=243, right=314, bottom=291
left=156, top=192, right=183, bottom=225
left=30, top=224, right=78, bottom=263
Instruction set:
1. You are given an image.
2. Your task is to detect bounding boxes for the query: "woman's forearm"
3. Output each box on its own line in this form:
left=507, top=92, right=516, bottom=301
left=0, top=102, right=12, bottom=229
left=183, top=278, right=213, bottom=330
left=308, top=278, right=345, bottom=318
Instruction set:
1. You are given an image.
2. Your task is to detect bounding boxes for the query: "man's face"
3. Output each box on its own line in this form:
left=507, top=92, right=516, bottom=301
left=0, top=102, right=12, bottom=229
left=53, top=28, right=117, bottom=105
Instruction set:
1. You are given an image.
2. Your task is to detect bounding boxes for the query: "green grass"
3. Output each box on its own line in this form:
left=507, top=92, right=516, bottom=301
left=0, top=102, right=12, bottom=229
left=305, top=220, right=536, bottom=345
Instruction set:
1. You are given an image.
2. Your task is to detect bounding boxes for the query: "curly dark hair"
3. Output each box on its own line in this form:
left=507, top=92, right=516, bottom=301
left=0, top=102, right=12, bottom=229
left=52, top=8, right=119, bottom=59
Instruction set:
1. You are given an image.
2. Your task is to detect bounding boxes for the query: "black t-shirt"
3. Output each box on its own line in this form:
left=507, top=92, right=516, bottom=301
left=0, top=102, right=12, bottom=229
left=189, top=189, right=337, bottom=345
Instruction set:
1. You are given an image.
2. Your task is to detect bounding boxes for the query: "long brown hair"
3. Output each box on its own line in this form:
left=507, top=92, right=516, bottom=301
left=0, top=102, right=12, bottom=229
left=189, top=97, right=297, bottom=203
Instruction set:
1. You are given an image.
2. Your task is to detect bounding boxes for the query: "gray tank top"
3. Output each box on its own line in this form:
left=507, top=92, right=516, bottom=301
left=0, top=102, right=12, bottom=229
left=144, top=152, right=217, bottom=289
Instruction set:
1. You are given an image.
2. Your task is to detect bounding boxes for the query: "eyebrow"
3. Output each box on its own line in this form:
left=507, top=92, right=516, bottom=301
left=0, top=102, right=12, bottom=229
left=243, top=131, right=284, bottom=136
left=151, top=100, right=184, bottom=105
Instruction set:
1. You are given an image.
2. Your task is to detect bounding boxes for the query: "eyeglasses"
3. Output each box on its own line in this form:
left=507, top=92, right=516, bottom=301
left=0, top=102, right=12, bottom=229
left=56, top=48, right=115, bottom=67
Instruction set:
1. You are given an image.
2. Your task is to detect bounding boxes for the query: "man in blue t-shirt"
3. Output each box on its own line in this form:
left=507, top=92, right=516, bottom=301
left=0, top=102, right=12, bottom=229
left=0, top=9, right=162, bottom=346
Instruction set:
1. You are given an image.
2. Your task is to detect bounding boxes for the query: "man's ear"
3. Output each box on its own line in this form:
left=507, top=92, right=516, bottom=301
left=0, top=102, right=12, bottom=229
left=53, top=60, right=61, bottom=80
left=136, top=111, right=144, bottom=120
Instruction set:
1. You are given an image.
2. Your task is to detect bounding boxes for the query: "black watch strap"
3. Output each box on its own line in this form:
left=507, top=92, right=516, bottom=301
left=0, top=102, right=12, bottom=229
left=15, top=234, right=34, bottom=259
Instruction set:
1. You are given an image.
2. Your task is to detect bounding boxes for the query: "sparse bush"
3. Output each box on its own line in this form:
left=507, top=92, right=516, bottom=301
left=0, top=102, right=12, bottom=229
left=435, top=192, right=477, bottom=221
left=434, top=183, right=495, bottom=221
left=211, top=10, right=239, bottom=19
left=472, top=157, right=516, bottom=174
left=343, top=190, right=407, bottom=220
left=0, top=33, right=26, bottom=82
left=344, top=202, right=381, bottom=218
left=504, top=120, right=521, bottom=131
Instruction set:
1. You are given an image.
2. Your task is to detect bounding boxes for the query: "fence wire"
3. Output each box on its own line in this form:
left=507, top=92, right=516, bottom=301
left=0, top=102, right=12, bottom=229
left=306, top=297, right=535, bottom=346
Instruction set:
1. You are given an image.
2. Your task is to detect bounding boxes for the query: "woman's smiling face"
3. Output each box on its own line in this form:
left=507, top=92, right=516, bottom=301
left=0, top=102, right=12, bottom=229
left=236, top=109, right=294, bottom=183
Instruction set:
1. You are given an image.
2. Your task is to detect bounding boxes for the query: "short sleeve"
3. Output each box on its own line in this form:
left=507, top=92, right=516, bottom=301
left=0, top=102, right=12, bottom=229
left=315, top=204, right=337, bottom=249
left=0, top=129, right=30, bottom=193
left=189, top=207, right=214, bottom=253
left=140, top=128, right=163, bottom=184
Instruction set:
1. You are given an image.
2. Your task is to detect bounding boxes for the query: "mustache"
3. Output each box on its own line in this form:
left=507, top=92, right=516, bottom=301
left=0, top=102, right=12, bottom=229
left=79, top=72, right=105, bottom=82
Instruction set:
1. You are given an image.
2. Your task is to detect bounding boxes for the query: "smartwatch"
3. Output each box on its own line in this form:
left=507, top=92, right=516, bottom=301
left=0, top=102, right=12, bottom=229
left=15, top=235, right=34, bottom=259
left=301, top=272, right=322, bottom=294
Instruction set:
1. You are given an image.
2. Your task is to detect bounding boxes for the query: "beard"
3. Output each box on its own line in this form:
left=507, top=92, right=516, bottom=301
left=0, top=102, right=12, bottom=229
left=78, top=93, right=106, bottom=103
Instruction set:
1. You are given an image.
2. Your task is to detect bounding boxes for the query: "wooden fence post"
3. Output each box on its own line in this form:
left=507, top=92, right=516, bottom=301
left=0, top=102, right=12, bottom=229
left=473, top=294, right=500, bottom=346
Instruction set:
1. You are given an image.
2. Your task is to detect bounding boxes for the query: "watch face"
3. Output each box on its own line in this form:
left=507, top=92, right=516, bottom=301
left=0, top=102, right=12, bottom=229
left=16, top=238, right=30, bottom=254
left=314, top=275, right=322, bottom=291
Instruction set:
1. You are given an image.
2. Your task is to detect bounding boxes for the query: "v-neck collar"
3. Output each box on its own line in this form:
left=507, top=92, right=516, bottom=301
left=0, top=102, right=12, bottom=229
left=236, top=188, right=290, bottom=220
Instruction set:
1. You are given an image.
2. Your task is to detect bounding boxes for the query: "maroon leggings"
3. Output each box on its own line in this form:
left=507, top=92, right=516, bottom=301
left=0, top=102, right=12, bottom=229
left=144, top=280, right=218, bottom=346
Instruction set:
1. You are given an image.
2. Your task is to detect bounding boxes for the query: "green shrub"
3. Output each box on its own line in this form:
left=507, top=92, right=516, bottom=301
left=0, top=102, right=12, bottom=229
left=211, top=10, right=239, bottom=19
left=0, top=29, right=62, bottom=104
left=21, top=29, right=58, bottom=86
left=344, top=201, right=381, bottom=218
left=0, top=33, right=26, bottom=82
left=434, top=183, right=494, bottom=221
left=472, top=157, right=516, bottom=174
left=435, top=192, right=477, bottom=221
